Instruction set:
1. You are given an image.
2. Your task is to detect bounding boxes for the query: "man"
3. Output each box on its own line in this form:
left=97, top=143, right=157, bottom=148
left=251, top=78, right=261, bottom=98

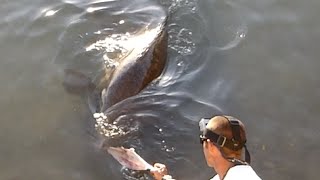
left=151, top=115, right=261, bottom=180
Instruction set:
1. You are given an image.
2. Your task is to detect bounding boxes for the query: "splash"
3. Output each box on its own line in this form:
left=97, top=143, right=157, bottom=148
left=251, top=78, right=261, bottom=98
left=85, top=25, right=163, bottom=68
left=160, top=0, right=199, bottom=14
left=93, top=112, right=127, bottom=138
left=168, top=26, right=196, bottom=56
left=86, top=33, right=130, bottom=68
left=160, top=0, right=200, bottom=56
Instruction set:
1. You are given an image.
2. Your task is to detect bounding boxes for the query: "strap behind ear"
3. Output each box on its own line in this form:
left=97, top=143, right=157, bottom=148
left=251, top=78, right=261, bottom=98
left=244, top=144, right=251, bottom=164
left=224, top=116, right=241, bottom=141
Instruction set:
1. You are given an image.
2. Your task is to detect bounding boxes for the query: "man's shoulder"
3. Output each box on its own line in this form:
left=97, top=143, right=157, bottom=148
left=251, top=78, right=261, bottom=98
left=209, top=175, right=219, bottom=180
left=209, top=165, right=261, bottom=180
left=226, top=165, right=261, bottom=180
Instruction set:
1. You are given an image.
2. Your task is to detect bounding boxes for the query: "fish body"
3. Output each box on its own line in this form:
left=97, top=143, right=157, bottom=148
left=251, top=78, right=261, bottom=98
left=60, top=5, right=168, bottom=113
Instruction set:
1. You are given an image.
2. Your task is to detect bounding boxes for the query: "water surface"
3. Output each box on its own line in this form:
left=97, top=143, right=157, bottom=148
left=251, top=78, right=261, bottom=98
left=1, top=0, right=319, bottom=179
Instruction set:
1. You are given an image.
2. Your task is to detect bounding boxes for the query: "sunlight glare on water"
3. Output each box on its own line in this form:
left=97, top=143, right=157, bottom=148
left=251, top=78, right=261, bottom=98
left=44, top=9, right=59, bottom=17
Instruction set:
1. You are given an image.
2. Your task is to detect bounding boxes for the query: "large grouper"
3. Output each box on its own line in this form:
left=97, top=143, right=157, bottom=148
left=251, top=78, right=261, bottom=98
left=55, top=0, right=168, bottom=148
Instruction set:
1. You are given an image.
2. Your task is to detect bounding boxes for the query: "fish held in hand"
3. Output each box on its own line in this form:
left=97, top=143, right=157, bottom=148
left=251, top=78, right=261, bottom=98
left=107, top=147, right=156, bottom=171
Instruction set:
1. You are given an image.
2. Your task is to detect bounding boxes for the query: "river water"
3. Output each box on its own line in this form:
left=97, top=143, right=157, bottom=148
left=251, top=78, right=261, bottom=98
left=1, top=0, right=319, bottom=179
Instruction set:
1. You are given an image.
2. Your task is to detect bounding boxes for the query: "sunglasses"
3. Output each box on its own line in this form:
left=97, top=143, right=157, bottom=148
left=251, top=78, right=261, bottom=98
left=199, top=135, right=207, bottom=145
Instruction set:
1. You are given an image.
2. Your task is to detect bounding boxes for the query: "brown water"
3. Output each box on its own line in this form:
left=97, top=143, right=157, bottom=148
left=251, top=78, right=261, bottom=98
left=1, top=0, right=319, bottom=179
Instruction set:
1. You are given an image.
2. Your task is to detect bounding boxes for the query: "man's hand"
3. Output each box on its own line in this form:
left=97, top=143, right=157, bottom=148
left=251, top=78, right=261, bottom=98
left=150, top=163, right=175, bottom=180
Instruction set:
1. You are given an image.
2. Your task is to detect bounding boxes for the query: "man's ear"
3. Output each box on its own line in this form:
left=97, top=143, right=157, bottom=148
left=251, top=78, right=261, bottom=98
left=206, top=139, right=218, bottom=152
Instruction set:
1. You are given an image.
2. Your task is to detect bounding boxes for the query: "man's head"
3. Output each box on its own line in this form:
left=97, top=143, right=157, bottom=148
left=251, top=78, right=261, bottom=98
left=199, top=115, right=249, bottom=167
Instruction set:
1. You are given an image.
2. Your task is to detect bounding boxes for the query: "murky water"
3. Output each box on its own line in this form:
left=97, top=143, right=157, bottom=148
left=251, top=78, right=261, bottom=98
left=1, top=0, right=319, bottom=179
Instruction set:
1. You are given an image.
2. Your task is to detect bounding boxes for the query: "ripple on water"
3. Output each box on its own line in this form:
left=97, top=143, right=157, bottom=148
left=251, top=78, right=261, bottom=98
left=197, top=0, right=249, bottom=52
left=215, top=25, right=248, bottom=51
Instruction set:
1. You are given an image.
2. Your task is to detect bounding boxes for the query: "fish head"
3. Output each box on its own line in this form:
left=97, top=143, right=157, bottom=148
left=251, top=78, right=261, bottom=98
left=106, top=147, right=128, bottom=159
